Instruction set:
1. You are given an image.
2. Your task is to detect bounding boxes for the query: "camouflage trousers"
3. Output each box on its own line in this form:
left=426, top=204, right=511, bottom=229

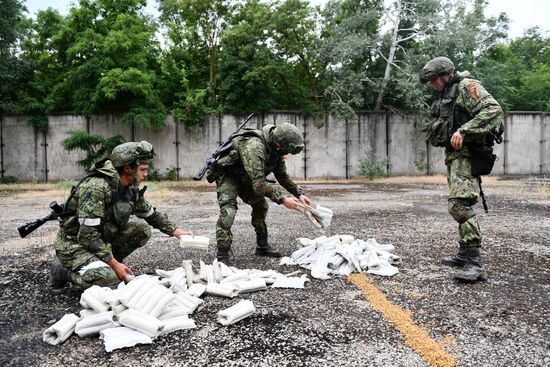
left=54, top=222, right=151, bottom=289
left=446, top=155, right=481, bottom=248
left=216, top=174, right=269, bottom=250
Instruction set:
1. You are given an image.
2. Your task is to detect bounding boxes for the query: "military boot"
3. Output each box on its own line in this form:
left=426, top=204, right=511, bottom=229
left=216, top=245, right=232, bottom=264
left=47, top=257, right=70, bottom=295
left=441, top=246, right=468, bottom=267
left=255, top=234, right=281, bottom=258
left=454, top=248, right=487, bottom=282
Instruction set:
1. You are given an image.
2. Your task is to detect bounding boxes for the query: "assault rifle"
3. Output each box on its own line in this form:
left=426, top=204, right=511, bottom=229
left=18, top=201, right=74, bottom=238
left=193, top=113, right=255, bottom=181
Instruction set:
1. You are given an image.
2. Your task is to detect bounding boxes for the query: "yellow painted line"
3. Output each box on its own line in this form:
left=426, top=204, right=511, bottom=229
left=348, top=273, right=457, bottom=367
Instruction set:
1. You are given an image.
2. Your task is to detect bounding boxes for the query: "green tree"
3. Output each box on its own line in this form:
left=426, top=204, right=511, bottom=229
left=158, top=0, right=231, bottom=106
left=0, top=0, right=32, bottom=113
left=218, top=0, right=321, bottom=114
left=51, top=0, right=166, bottom=130
left=15, top=8, right=66, bottom=118
left=317, top=0, right=383, bottom=118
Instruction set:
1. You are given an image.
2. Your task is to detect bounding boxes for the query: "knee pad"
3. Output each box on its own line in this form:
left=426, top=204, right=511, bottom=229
left=129, top=223, right=151, bottom=248
left=81, top=266, right=119, bottom=288
left=219, top=205, right=237, bottom=229
left=448, top=200, right=476, bottom=224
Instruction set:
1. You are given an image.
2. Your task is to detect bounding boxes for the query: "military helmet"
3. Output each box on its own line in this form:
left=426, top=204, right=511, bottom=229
left=418, top=57, right=455, bottom=83
left=272, top=123, right=304, bottom=155
left=110, top=141, right=154, bottom=168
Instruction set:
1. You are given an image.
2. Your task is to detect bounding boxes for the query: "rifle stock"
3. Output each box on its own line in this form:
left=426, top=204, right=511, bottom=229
left=17, top=201, right=72, bottom=238
left=17, top=213, right=57, bottom=238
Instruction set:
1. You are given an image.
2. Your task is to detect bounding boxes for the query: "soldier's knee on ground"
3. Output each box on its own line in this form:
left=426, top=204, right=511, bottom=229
left=448, top=199, right=476, bottom=224
left=218, top=205, right=237, bottom=229
left=132, top=223, right=151, bottom=247
left=79, top=266, right=119, bottom=289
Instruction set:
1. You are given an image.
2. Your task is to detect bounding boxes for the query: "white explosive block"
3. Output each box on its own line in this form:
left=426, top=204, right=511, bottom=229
left=161, top=316, right=197, bottom=335
left=217, top=300, right=256, bottom=326
left=179, top=235, right=210, bottom=250
left=100, top=326, right=152, bottom=352
left=206, top=283, right=239, bottom=298
left=75, top=311, right=118, bottom=337
left=116, top=309, right=163, bottom=338
left=43, top=313, right=80, bottom=345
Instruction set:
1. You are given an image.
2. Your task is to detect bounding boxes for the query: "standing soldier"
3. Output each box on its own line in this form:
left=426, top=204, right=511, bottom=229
left=419, top=57, right=503, bottom=282
left=208, top=122, right=313, bottom=261
left=48, top=141, right=193, bottom=294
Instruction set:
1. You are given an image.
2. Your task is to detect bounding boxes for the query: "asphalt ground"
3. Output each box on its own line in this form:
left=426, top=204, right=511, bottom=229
left=0, top=177, right=548, bottom=367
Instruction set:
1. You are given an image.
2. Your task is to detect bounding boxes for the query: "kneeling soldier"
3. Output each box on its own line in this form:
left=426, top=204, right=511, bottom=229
left=48, top=141, right=193, bottom=293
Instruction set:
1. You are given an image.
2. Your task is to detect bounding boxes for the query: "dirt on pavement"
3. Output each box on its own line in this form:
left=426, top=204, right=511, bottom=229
left=0, top=177, right=548, bottom=367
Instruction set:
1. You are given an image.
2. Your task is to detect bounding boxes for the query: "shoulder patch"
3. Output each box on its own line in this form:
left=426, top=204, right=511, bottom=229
left=468, top=81, right=480, bottom=100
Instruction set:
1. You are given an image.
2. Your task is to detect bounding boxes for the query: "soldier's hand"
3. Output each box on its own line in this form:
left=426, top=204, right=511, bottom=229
left=299, top=195, right=312, bottom=206
left=173, top=228, right=193, bottom=238
left=450, top=131, right=464, bottom=150
left=107, top=258, right=133, bottom=282
left=282, top=197, right=304, bottom=211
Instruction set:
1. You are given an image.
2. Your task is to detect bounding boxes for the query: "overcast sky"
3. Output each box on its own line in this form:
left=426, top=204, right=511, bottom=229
left=24, top=0, right=549, bottom=39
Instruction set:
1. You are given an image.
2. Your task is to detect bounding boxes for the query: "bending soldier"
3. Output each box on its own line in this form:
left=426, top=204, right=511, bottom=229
left=210, top=122, right=313, bottom=261
left=419, top=57, right=503, bottom=282
left=48, top=141, right=193, bottom=294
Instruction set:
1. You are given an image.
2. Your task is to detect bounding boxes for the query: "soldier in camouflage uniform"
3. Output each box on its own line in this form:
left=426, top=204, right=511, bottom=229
left=419, top=57, right=503, bottom=282
left=48, top=141, right=193, bottom=294
left=210, top=123, right=313, bottom=261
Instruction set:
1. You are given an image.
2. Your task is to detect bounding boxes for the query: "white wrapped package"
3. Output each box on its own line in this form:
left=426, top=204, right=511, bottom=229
left=179, top=235, right=209, bottom=250
left=186, top=283, right=206, bottom=298
left=217, top=300, right=256, bottom=326
left=271, top=275, right=309, bottom=289
left=43, top=313, right=80, bottom=345
left=206, top=283, right=239, bottom=298
left=234, top=279, right=267, bottom=294
left=79, top=309, right=99, bottom=318
left=80, top=285, right=110, bottom=312
left=159, top=307, right=192, bottom=320
left=220, top=270, right=250, bottom=285
left=116, top=309, right=163, bottom=338
left=75, top=311, right=118, bottom=337
left=161, top=316, right=197, bottom=335
left=100, top=326, right=152, bottom=352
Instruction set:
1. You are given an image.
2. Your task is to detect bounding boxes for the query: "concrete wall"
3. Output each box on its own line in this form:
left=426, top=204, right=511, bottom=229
left=1, top=112, right=548, bottom=181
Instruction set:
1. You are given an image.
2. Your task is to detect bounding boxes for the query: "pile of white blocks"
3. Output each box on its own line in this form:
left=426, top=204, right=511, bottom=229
left=43, top=259, right=308, bottom=351
left=280, top=235, right=401, bottom=279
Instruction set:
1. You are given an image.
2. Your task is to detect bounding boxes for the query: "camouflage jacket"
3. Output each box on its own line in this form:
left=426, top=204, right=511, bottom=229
left=59, top=159, right=176, bottom=262
left=431, top=71, right=503, bottom=160
left=235, top=125, right=304, bottom=204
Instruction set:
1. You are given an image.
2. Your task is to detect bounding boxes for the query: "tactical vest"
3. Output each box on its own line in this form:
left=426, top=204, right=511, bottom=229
left=205, top=128, right=271, bottom=183
left=425, top=76, right=472, bottom=148
left=59, top=167, right=142, bottom=235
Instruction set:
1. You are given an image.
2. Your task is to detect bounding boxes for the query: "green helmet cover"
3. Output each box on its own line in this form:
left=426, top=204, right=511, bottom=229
left=419, top=57, right=455, bottom=83
left=111, top=141, right=154, bottom=168
left=272, top=123, right=304, bottom=155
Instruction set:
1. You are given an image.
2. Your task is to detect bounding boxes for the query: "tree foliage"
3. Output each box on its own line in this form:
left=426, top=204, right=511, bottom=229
left=1, top=0, right=548, bottom=129
left=62, top=130, right=125, bottom=169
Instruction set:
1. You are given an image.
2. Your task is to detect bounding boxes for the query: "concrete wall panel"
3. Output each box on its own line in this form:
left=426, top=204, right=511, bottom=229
left=542, top=113, right=550, bottom=174
left=46, top=115, right=87, bottom=180
left=1, top=115, right=46, bottom=181
left=389, top=115, right=417, bottom=175
left=505, top=113, right=541, bottom=174
left=134, top=116, right=176, bottom=176
left=305, top=115, right=346, bottom=178
left=348, top=112, right=387, bottom=177
left=178, top=115, right=220, bottom=179
left=1, top=112, right=547, bottom=181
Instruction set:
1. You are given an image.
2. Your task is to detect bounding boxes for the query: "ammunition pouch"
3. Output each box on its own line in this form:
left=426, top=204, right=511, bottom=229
left=425, top=118, right=452, bottom=147
left=469, top=144, right=496, bottom=176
